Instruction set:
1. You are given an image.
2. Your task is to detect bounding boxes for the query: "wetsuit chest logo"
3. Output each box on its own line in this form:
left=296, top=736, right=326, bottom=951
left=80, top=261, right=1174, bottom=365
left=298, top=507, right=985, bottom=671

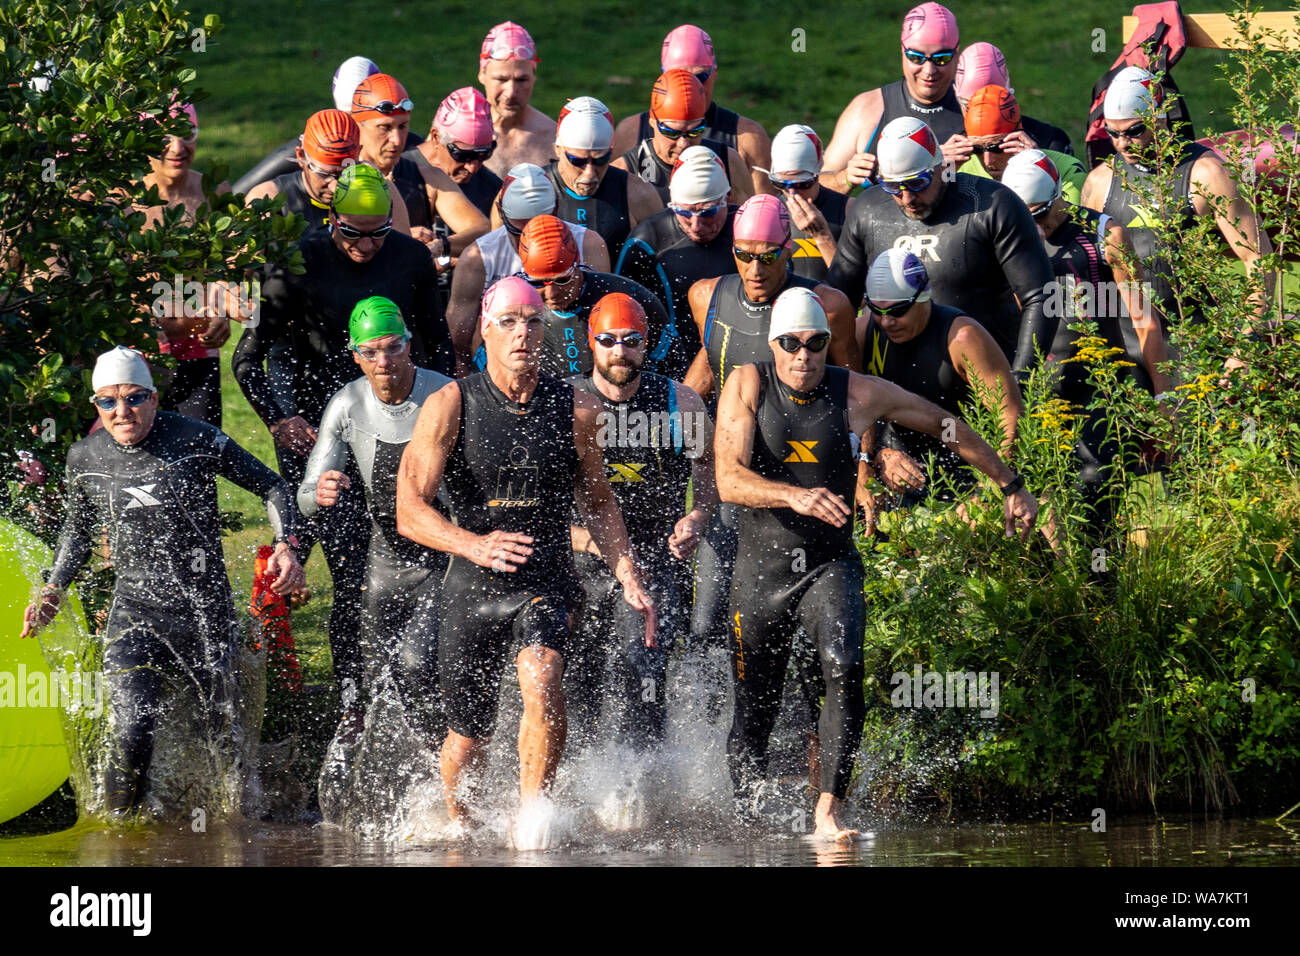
left=607, top=463, right=646, bottom=482
left=892, top=235, right=940, bottom=262
left=784, top=441, right=819, bottom=463
left=121, top=483, right=163, bottom=509
left=790, top=238, right=821, bottom=259
left=488, top=446, right=540, bottom=507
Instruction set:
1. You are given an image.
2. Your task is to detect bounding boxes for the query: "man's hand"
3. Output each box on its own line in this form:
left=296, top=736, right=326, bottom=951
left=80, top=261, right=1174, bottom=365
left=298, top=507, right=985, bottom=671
left=617, top=563, right=659, bottom=648
left=467, top=530, right=535, bottom=572
left=20, top=587, right=61, bottom=638
left=270, top=416, right=318, bottom=455
left=315, top=469, right=351, bottom=507
left=999, top=130, right=1037, bottom=155
left=266, top=542, right=306, bottom=595
left=410, top=225, right=436, bottom=244
left=784, top=190, right=832, bottom=240
left=199, top=315, right=231, bottom=348
left=844, top=152, right=878, bottom=188
left=877, top=447, right=926, bottom=494
left=787, top=486, right=851, bottom=527
left=856, top=483, right=880, bottom=538
left=940, top=133, right=973, bottom=168
left=1003, top=488, right=1039, bottom=543
left=668, top=510, right=706, bottom=559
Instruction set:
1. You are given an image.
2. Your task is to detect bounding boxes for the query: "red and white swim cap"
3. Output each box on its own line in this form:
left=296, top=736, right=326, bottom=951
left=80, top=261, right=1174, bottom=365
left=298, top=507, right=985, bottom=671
left=1103, top=65, right=1163, bottom=121
left=876, top=117, right=941, bottom=180
left=1002, top=149, right=1062, bottom=206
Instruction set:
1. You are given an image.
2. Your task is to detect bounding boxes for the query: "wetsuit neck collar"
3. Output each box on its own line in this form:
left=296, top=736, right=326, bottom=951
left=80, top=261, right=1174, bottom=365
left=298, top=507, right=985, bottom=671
left=740, top=264, right=794, bottom=309
left=483, top=368, right=539, bottom=412
left=778, top=368, right=827, bottom=402
left=590, top=369, right=642, bottom=406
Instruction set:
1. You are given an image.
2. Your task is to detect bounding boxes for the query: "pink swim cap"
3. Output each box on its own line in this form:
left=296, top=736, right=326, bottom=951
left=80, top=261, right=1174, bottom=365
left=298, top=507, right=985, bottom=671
left=954, top=42, right=1009, bottom=101
left=661, top=24, right=716, bottom=71
left=481, top=21, right=539, bottom=64
left=481, top=275, right=544, bottom=332
left=435, top=87, right=495, bottom=147
left=733, top=194, right=791, bottom=250
left=900, top=2, right=959, bottom=49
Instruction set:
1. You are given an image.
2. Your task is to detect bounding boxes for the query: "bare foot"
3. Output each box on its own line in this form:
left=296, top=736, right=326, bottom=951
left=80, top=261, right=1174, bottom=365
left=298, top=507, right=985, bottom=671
left=814, top=792, right=860, bottom=842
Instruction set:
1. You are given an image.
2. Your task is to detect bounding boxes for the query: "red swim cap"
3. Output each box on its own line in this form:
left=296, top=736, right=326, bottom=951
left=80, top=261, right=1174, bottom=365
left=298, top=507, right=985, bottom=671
left=964, top=85, right=1020, bottom=138
left=650, top=69, right=708, bottom=123
left=303, top=109, right=361, bottom=166
left=518, top=215, right=579, bottom=278
left=587, top=292, right=648, bottom=350
left=352, top=74, right=412, bottom=123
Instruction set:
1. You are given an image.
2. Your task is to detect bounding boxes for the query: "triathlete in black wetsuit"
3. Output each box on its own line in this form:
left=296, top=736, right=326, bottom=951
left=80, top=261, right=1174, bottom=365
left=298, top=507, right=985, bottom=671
left=715, top=287, right=1040, bottom=839
left=234, top=164, right=449, bottom=693
left=395, top=276, right=654, bottom=842
left=24, top=347, right=303, bottom=815
left=516, top=214, right=669, bottom=379
left=564, top=293, right=716, bottom=752
left=826, top=117, right=1054, bottom=373
left=763, top=124, right=849, bottom=283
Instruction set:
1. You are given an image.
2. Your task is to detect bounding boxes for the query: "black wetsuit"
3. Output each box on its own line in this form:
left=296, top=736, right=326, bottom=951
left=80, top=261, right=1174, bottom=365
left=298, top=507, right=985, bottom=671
left=728, top=363, right=865, bottom=800
left=390, top=155, right=433, bottom=231
left=1023, top=115, right=1073, bottom=156
left=1100, top=142, right=1212, bottom=328
left=536, top=269, right=670, bottom=380
left=546, top=160, right=634, bottom=263
left=621, top=138, right=730, bottom=204
left=565, top=371, right=698, bottom=750
left=789, top=187, right=849, bottom=283
left=635, top=101, right=741, bottom=151
left=231, top=131, right=426, bottom=196
left=827, top=172, right=1055, bottom=373
left=614, top=205, right=736, bottom=380
left=404, top=147, right=503, bottom=219
left=232, top=229, right=448, bottom=692
left=864, top=80, right=965, bottom=156
left=437, top=372, right=580, bottom=739
left=269, top=170, right=332, bottom=235
left=864, top=303, right=977, bottom=498
left=48, top=412, right=298, bottom=812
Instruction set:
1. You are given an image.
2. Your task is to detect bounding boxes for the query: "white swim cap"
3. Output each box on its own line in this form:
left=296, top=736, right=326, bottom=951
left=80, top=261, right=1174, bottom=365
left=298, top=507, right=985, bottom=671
left=332, top=56, right=380, bottom=113
left=876, top=117, right=941, bottom=180
left=768, top=124, right=824, bottom=179
left=1103, top=65, right=1163, bottom=121
left=768, top=287, right=829, bottom=339
left=500, top=163, right=557, bottom=219
left=92, top=346, right=155, bottom=394
left=556, top=97, right=615, bottom=151
left=866, top=248, right=931, bottom=305
left=669, top=145, right=730, bottom=204
left=1002, top=149, right=1062, bottom=206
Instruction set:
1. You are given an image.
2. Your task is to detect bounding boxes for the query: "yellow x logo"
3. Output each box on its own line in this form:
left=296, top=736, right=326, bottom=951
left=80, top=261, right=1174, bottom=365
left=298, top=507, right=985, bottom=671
left=784, top=440, right=819, bottom=463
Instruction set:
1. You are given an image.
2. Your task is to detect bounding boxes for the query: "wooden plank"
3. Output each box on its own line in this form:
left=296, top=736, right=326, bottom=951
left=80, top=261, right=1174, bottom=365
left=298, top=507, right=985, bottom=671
left=1122, top=12, right=1300, bottom=50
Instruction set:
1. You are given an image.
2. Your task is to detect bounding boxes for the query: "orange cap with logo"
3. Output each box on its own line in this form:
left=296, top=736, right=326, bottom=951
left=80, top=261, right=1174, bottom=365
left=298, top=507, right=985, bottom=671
left=352, top=74, right=412, bottom=123
left=587, top=292, right=648, bottom=350
left=964, top=85, right=1020, bottom=138
left=303, top=109, right=361, bottom=166
left=518, top=215, right=578, bottom=278
left=650, top=69, right=708, bottom=123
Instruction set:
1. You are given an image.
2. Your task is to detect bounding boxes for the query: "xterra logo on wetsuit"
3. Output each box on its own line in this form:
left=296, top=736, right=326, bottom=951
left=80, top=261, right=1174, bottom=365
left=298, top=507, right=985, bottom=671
left=791, top=238, right=821, bottom=259
left=784, top=441, right=819, bottom=463
left=606, top=462, right=646, bottom=482
left=122, top=484, right=163, bottom=509
left=489, top=445, right=540, bottom=507
left=893, top=235, right=941, bottom=261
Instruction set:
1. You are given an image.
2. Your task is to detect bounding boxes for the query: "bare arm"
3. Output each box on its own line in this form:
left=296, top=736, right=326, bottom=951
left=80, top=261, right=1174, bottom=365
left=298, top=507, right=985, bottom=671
left=948, top=317, right=1024, bottom=454
left=580, top=228, right=611, bottom=273
left=821, top=89, right=884, bottom=193
left=736, top=116, right=773, bottom=197
left=611, top=113, right=641, bottom=159
left=1104, top=221, right=1172, bottom=395
left=625, top=174, right=665, bottom=230
left=726, top=147, right=754, bottom=202
left=1192, top=154, right=1275, bottom=317
left=683, top=278, right=718, bottom=398
left=668, top=383, right=717, bottom=560
left=427, top=169, right=491, bottom=253
left=1079, top=163, right=1112, bottom=214
left=386, top=179, right=411, bottom=235
left=446, top=243, right=487, bottom=375
left=818, top=285, right=862, bottom=373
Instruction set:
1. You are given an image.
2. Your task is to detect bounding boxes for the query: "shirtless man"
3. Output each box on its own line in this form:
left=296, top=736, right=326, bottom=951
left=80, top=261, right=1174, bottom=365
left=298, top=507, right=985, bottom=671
left=477, top=21, right=557, bottom=177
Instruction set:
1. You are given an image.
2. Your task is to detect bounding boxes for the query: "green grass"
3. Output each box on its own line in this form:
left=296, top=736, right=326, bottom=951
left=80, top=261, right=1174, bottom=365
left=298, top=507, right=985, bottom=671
left=200, top=0, right=1296, bottom=675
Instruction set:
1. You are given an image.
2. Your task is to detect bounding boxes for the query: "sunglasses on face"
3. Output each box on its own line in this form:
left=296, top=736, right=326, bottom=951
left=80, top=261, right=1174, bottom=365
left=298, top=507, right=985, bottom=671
left=903, top=47, right=956, bottom=66
left=523, top=268, right=577, bottom=288
left=880, top=169, right=935, bottom=195
left=771, top=175, right=818, bottom=191
left=368, top=98, right=414, bottom=115
left=733, top=246, right=783, bottom=265
left=492, top=313, right=544, bottom=331
left=564, top=150, right=612, bottom=169
left=91, top=390, right=151, bottom=411
left=1029, top=201, right=1054, bottom=219
left=1105, top=121, right=1149, bottom=141
left=774, top=332, right=830, bottom=354
left=668, top=199, right=727, bottom=219
left=334, top=218, right=394, bottom=240
left=447, top=140, right=496, bottom=163
left=970, top=142, right=1008, bottom=155
left=655, top=120, right=708, bottom=141
left=354, top=339, right=409, bottom=361
left=593, top=332, right=645, bottom=349
left=868, top=289, right=923, bottom=317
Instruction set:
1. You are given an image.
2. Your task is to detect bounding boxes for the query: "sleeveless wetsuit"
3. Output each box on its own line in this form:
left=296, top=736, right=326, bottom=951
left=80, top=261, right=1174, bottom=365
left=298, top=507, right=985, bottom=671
left=437, top=372, right=580, bottom=739
left=564, top=371, right=697, bottom=749
left=864, top=80, right=965, bottom=156
left=789, top=187, right=849, bottom=283
left=828, top=172, right=1055, bottom=372
left=621, top=137, right=730, bottom=204
left=390, top=155, right=433, bottom=231
left=614, top=206, right=736, bottom=381
left=728, top=362, right=866, bottom=800
left=49, top=412, right=298, bottom=811
left=546, top=160, right=634, bottom=262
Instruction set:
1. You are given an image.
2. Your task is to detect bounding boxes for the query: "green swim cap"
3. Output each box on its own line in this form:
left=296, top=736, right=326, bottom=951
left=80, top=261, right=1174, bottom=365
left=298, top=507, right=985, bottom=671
left=349, top=296, right=409, bottom=348
left=333, top=162, right=392, bottom=217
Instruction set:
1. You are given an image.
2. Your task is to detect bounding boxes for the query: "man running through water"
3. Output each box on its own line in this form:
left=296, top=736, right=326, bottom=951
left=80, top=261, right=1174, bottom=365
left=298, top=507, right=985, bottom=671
left=22, top=346, right=305, bottom=816
left=821, top=2, right=967, bottom=191
left=615, top=146, right=739, bottom=381
left=447, top=164, right=611, bottom=373
left=760, top=124, right=847, bottom=283
left=477, top=21, right=557, bottom=176
left=827, top=116, right=1055, bottom=375
left=957, top=86, right=1086, bottom=204
left=545, top=96, right=663, bottom=263
left=395, top=276, right=655, bottom=847
left=408, top=87, right=503, bottom=218
left=715, top=289, right=1039, bottom=840
left=613, top=69, right=752, bottom=206
left=297, top=298, right=452, bottom=737
left=565, top=293, right=716, bottom=754
left=612, top=24, right=773, bottom=198
left=952, top=42, right=1073, bottom=154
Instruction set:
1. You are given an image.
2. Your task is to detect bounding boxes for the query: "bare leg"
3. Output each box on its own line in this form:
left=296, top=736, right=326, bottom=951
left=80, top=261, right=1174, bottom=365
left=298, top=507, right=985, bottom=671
left=516, top=645, right=566, bottom=801
left=807, top=732, right=821, bottom=791
left=814, top=791, right=861, bottom=842
left=441, top=729, right=488, bottom=826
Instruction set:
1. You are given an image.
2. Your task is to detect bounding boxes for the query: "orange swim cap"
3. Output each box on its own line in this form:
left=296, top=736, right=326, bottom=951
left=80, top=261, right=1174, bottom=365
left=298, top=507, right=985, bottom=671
left=964, top=85, right=1020, bottom=138
left=352, top=74, right=412, bottom=124
left=303, top=109, right=361, bottom=166
left=587, top=293, right=648, bottom=350
left=650, top=69, right=708, bottom=123
left=518, top=215, right=578, bottom=278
